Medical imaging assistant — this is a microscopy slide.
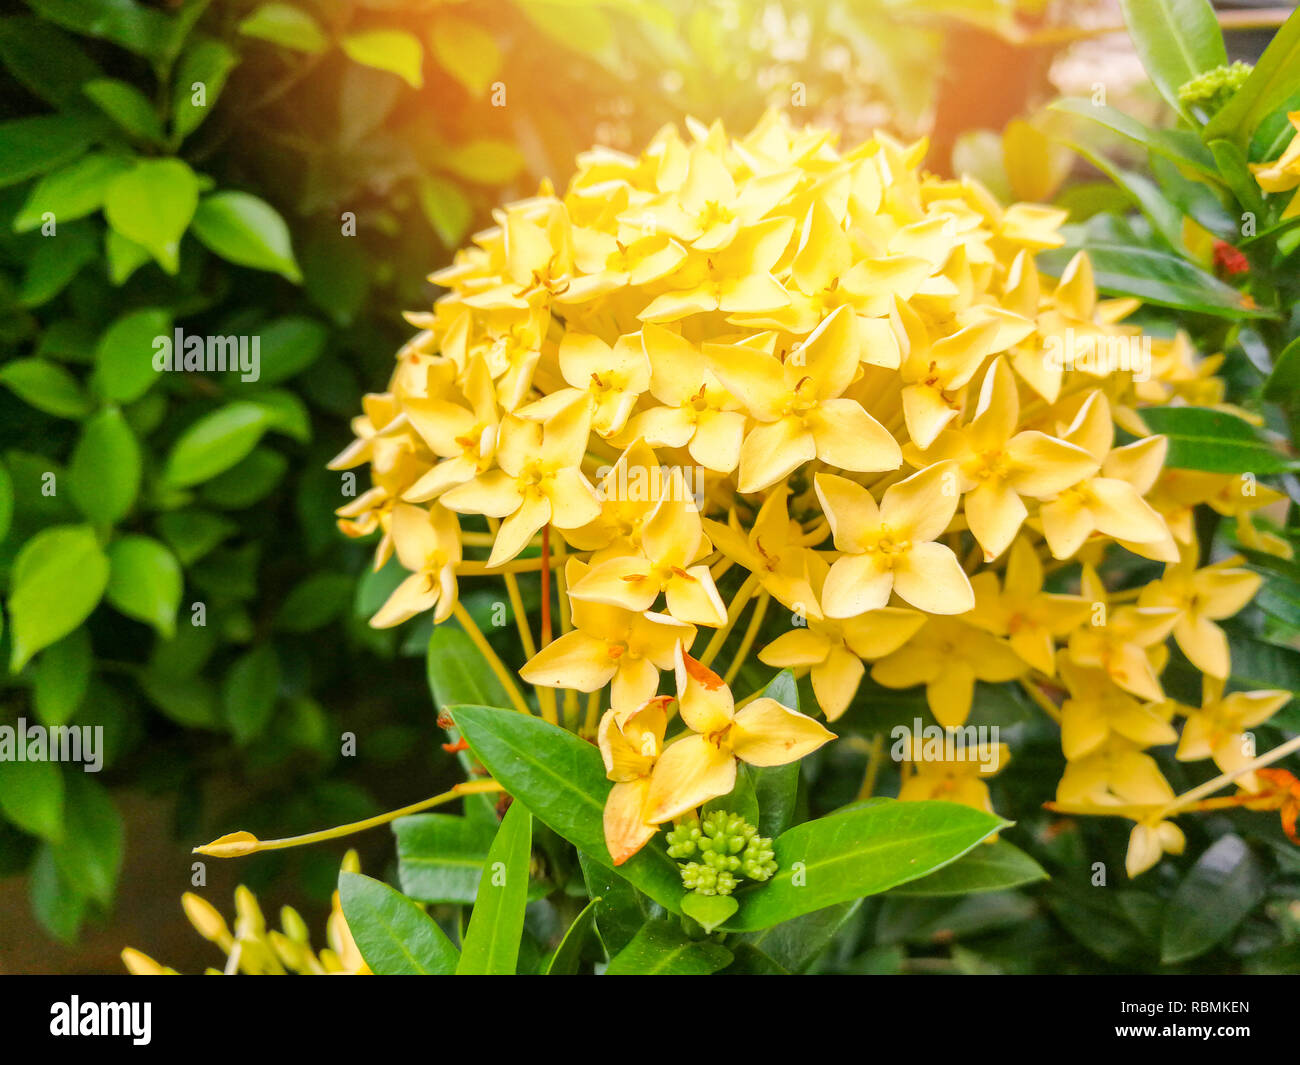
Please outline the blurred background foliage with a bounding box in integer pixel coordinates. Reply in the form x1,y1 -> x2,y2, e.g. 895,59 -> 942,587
0,0 -> 1297,972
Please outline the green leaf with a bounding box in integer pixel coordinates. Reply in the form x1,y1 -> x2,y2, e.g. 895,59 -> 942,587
429,15 -> 501,97
395,813 -> 497,903
14,152 -> 132,233
18,221 -> 99,308
25,0 -> 176,59
103,158 -> 199,274
0,358 -> 94,419
106,535 -> 182,638
545,899 -> 598,974
1264,336 -> 1300,404
417,174 -> 473,247
0,759 -> 64,841
0,458 -> 12,545
83,78 -> 163,142
237,3 -> 328,53
191,191 -> 301,282
274,573 -> 354,632
457,800 -> 532,975
0,114 -> 100,189
889,839 -> 1048,897
105,227 -> 151,285
7,525 -> 109,671
578,851 -> 645,956
91,307 -> 170,404
0,17 -> 102,111
31,629 -> 92,727
605,920 -> 732,975
680,892 -> 738,933
741,900 -> 861,973
1138,406 -> 1297,473
1049,98 -> 1218,177
1161,835 -> 1266,963
49,773 -> 122,906
68,407 -> 141,525
440,139 -> 525,185
172,38 -> 238,140
161,402 -> 274,487
340,29 -> 423,89
1204,8 -> 1300,145
338,871 -> 459,975
722,800 -> 1007,932
1119,0 -> 1226,120
254,315 -> 328,384
1037,243 -> 1269,318
453,704 -> 684,911
222,644 -> 280,743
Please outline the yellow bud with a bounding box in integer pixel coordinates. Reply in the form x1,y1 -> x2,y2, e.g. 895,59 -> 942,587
193,830 -> 260,858
120,948 -> 175,976
182,892 -> 231,946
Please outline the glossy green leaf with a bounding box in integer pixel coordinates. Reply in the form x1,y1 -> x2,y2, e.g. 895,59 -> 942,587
605,920 -> 732,975
191,191 -> 301,282
1264,336 -> 1300,403
222,644 -> 280,743
394,813 -> 497,904
8,525 -> 109,671
68,407 -> 141,525
453,704 -> 683,911
237,3 -> 327,53
106,535 -> 181,638
31,629 -> 92,727
161,402 -> 274,487
0,114 -> 100,188
103,158 -> 199,274
1161,835 -> 1266,963
457,800 -> 531,975
14,152 -> 132,233
338,871 -> 459,975
544,899 -> 598,974
1050,98 -> 1218,177
0,759 -> 64,842
83,78 -> 163,142
681,891 -> 738,933
172,38 -> 238,139
889,839 -> 1047,897
740,900 -> 861,973
722,800 -> 1007,932
1138,406 -> 1298,473
0,17 -> 102,111
0,358 -> 94,419
25,0 -> 176,59
1119,0 -> 1225,120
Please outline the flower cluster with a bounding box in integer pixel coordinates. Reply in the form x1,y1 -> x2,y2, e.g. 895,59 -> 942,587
123,851 -> 368,975
666,810 -> 777,897
333,112 -> 1290,876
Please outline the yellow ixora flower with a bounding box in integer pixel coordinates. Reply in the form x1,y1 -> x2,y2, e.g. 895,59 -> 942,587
897,740 -> 1011,817
643,646 -> 835,824
912,357 -> 1098,561
705,305 -> 902,494
815,462 -> 973,617
598,696 -> 671,865
1250,111 -> 1300,218
1175,675 -> 1290,791
520,558 -> 694,708
370,503 -> 461,628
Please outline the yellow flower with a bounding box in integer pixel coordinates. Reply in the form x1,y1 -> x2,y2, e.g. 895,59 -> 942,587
1056,735 -> 1175,808
1175,675 -> 1290,791
871,615 -> 1027,727
897,740 -> 1010,816
1137,545 -> 1261,679
1066,564 -> 1178,702
1038,392 -> 1171,560
1250,111 -> 1300,217
598,697 -> 671,865
759,556 -> 925,720
1126,820 -> 1187,878
441,396 -> 601,566
1057,657 -> 1177,761
644,647 -> 835,823
815,463 -> 973,616
705,304 -> 902,493
402,355 -> 500,502
520,331 -> 650,439
967,536 -> 1089,675
520,559 -> 694,707
912,357 -> 1099,560
568,468 -> 726,626
370,503 -> 461,628
705,485 -> 822,617
622,323 -> 747,474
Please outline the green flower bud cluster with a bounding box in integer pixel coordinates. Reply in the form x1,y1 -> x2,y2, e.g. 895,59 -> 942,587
665,811 -> 777,897
1178,62 -> 1252,116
